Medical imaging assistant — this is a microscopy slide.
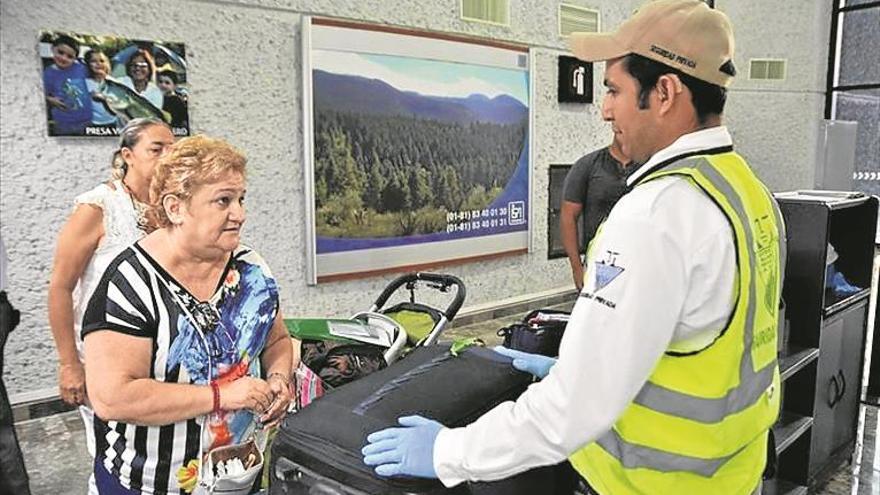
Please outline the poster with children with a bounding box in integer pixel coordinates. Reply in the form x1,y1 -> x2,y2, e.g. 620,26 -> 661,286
39,31 -> 190,137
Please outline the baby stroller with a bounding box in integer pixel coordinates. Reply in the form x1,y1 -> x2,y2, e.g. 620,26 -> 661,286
286,272 -> 466,402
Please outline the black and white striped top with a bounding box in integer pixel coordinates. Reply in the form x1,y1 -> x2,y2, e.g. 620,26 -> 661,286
82,243 -> 278,494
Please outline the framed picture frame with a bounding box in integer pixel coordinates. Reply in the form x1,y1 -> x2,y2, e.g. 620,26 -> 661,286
302,18 -> 533,283
39,30 -> 189,137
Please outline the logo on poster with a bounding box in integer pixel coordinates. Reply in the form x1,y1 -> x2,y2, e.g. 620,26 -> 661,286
508,201 -> 525,225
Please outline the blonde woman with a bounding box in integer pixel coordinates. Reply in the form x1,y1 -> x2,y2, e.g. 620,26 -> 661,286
48,117 -> 174,494
82,135 -> 294,494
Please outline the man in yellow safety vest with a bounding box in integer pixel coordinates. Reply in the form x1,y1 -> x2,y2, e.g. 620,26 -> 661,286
362,2 -> 784,493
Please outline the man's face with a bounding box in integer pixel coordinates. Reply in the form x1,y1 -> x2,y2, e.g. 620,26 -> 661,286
602,58 -> 657,164
52,44 -> 76,70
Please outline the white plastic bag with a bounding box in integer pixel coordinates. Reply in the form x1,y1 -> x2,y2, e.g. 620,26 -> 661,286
196,429 -> 268,495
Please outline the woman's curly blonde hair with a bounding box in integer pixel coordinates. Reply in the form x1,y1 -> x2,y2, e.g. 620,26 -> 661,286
146,135 -> 247,230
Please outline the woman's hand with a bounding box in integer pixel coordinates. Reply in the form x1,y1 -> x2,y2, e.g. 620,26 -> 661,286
218,376 -> 273,414
58,361 -> 87,406
260,373 -> 292,428
257,314 -> 294,428
49,204 -> 104,409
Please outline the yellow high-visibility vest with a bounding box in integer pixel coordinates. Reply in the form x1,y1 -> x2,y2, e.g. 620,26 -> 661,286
570,151 -> 785,495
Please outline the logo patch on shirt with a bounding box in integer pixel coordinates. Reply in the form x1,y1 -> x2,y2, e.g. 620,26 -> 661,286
594,250 -> 624,291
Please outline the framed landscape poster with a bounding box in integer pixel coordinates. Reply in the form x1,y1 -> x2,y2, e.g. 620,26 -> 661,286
303,18 -> 532,283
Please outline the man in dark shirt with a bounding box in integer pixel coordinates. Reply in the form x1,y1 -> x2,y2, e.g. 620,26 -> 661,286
0,234 -> 31,494
560,135 -> 638,289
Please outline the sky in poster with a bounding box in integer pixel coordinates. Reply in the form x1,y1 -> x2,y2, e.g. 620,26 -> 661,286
312,50 -> 528,106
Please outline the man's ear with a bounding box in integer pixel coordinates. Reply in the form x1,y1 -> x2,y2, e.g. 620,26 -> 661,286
163,194 -> 184,225
655,74 -> 684,115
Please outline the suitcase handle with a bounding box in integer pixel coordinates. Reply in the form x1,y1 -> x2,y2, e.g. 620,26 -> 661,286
308,484 -> 346,495
272,458 -> 354,495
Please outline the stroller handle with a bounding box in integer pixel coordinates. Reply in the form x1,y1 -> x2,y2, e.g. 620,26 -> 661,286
373,272 -> 467,320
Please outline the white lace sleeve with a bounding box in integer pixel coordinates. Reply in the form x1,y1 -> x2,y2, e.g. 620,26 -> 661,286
73,183 -> 112,211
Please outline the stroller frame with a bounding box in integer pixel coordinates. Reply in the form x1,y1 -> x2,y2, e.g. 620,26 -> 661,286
287,272 -> 466,400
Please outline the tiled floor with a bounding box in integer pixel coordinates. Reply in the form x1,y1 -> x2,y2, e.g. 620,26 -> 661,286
814,404 -> 880,495
14,299 -> 880,494
16,408 -> 91,494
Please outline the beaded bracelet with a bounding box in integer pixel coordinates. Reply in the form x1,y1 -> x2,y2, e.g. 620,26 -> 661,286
210,380 -> 221,414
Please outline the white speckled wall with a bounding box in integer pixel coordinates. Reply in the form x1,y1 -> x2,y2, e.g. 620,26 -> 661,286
0,0 -> 830,395
720,0 -> 832,190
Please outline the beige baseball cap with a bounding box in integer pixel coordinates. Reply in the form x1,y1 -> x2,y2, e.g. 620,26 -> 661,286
569,0 -> 736,87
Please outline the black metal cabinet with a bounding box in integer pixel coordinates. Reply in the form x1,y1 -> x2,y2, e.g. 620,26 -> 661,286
809,301 -> 869,475
808,316 -> 842,470
765,192 -> 877,494
827,301 -> 869,458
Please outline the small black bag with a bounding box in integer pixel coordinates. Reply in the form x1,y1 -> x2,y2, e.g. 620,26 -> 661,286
300,339 -> 387,389
498,309 -> 570,357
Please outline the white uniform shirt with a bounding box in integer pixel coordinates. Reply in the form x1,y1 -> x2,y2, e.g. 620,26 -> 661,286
434,126 -> 739,486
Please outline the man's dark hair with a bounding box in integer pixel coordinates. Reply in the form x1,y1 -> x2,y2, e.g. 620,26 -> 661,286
622,54 -> 730,124
52,34 -> 80,55
158,70 -> 178,84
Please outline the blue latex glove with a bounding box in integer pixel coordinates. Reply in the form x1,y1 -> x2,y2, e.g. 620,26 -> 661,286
362,415 -> 444,478
493,346 -> 557,379
826,265 -> 861,296
831,270 -> 861,296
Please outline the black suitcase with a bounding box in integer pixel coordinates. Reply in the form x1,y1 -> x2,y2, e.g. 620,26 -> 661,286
269,344 -> 534,495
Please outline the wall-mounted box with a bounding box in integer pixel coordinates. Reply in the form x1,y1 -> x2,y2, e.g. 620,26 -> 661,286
558,55 -> 592,104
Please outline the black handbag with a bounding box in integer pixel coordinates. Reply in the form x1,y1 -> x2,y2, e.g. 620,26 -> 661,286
0,290 -> 22,376
0,291 -> 21,346
497,309 -> 570,357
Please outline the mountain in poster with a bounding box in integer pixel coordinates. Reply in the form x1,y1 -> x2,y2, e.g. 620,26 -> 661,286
313,69 -> 527,125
